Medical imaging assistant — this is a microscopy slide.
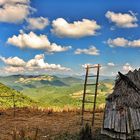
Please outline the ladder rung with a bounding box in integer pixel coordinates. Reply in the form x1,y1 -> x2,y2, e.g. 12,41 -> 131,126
86,84 -> 96,86
85,93 -> 94,95
86,66 -> 100,69
87,75 -> 97,77
84,110 -> 93,113
83,119 -> 91,122
84,100 -> 95,104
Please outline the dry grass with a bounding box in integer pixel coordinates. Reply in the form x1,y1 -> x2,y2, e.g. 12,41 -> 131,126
0,107 -> 106,140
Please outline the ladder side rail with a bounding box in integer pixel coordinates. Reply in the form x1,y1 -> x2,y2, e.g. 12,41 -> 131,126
81,65 -> 89,124
92,64 -> 100,126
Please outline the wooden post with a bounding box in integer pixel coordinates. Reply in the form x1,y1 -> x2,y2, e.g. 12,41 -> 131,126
34,128 -> 39,140
13,94 -> 16,118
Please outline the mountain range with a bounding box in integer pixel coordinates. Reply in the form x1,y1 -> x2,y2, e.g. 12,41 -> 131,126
0,75 -> 83,91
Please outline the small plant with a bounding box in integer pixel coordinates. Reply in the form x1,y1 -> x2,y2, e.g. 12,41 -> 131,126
12,128 -> 39,140
54,132 -> 78,140
54,124 -> 93,140
79,123 -> 93,140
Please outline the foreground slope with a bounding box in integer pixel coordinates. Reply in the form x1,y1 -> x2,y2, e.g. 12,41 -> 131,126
0,82 -> 37,108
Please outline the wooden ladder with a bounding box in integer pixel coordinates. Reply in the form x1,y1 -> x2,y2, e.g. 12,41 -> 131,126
81,64 -> 100,127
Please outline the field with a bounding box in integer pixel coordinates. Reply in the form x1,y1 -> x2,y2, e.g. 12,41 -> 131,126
0,75 -> 115,139
0,108 -> 113,140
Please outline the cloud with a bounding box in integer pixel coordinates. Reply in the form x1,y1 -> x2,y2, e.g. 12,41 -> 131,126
7,31 -> 71,53
75,46 -> 100,55
0,0 -> 29,5
26,17 -> 49,30
81,63 -> 91,68
0,0 -> 32,23
107,37 -> 129,47
122,63 -> 133,72
107,37 -> 140,48
81,63 -> 103,76
0,54 -> 71,74
26,54 -> 70,71
107,62 -> 115,66
128,40 -> 140,47
0,56 -> 26,67
4,66 -> 25,73
51,18 -> 101,38
105,11 -> 138,28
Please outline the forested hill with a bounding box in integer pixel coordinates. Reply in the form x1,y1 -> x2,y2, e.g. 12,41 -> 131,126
0,82 -> 37,108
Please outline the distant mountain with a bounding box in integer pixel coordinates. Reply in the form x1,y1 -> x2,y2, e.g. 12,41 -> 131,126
0,74 -> 114,92
59,76 -> 83,85
0,82 -> 36,108
0,75 -> 83,91
101,78 -> 115,83
99,75 -> 115,81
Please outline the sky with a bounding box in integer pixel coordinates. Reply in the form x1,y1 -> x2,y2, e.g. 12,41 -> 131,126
0,0 -> 140,76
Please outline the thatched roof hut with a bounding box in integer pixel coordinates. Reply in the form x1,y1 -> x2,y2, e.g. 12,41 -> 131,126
102,69 -> 140,140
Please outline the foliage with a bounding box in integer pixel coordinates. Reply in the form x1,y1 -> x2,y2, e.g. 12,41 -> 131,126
0,75 -> 114,109
0,83 -> 37,108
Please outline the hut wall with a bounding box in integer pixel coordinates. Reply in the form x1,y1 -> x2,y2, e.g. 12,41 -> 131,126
102,106 -> 140,139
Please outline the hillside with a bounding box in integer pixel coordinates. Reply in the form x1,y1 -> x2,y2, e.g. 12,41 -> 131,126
0,82 -> 37,108
0,75 -> 114,109
0,75 -> 83,91
22,81 -> 114,109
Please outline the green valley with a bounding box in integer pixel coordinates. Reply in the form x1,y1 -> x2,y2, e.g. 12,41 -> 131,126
0,75 -> 114,109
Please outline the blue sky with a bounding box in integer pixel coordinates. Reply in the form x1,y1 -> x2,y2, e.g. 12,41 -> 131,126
0,0 -> 140,76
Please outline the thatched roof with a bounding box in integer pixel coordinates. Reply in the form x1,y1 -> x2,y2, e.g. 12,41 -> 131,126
107,69 -> 140,108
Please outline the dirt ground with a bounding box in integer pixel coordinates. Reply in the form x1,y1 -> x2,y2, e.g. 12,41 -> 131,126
0,108 -> 109,140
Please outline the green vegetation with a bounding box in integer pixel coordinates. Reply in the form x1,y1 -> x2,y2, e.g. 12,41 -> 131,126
22,82 -> 113,109
0,75 -> 114,109
0,82 -> 37,108
22,84 -> 83,108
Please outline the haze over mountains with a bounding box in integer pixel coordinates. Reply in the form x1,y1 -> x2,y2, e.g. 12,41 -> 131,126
0,74 -> 114,91
0,74 -> 115,108
0,75 -> 83,91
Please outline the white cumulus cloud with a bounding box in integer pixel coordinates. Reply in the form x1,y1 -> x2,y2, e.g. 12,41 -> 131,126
26,54 -> 70,71
0,56 -> 26,67
0,54 -> 71,74
7,31 -> 71,53
26,17 -> 49,30
128,39 -> 140,47
107,62 -> 115,66
51,18 -> 101,38
75,46 -> 100,55
123,63 -> 133,72
106,11 -> 138,28
4,66 -> 25,73
0,0 -> 32,23
0,0 -> 29,5
107,37 -> 129,47
107,37 -> 140,48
